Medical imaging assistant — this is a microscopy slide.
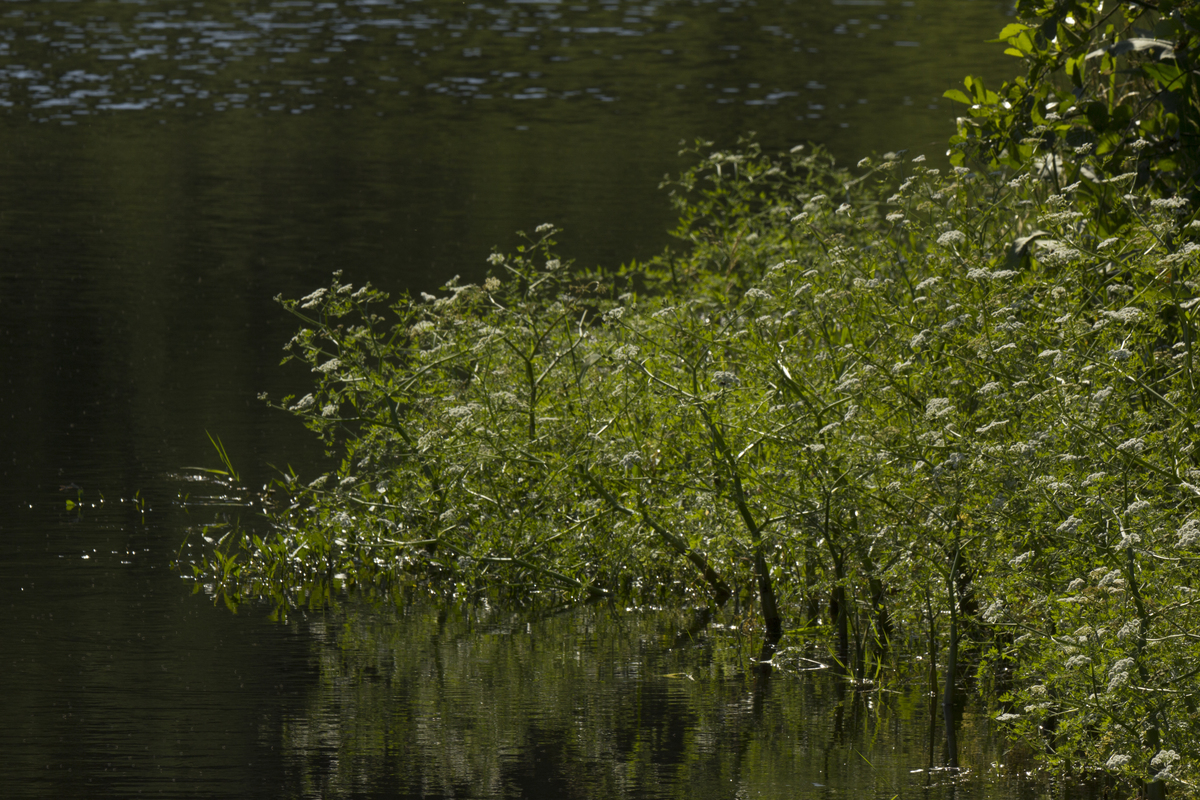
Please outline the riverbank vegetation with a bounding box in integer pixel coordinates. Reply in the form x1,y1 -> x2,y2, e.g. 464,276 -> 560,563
189,0 -> 1200,794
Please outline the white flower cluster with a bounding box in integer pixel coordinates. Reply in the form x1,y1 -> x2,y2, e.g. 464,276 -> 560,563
1117,619 -> 1141,639
1117,437 -> 1145,453
1037,240 -> 1082,267
1106,754 -> 1132,770
290,393 -> 315,411
1177,518 -> 1200,547
1102,307 -> 1143,324
936,230 -> 966,247
1056,515 -> 1082,534
613,344 -> 641,362
925,397 -> 954,419
1107,657 -> 1136,693
300,288 -> 327,309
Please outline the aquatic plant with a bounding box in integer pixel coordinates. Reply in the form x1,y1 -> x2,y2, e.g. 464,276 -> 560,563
186,0 -> 1200,791
187,136 -> 1200,793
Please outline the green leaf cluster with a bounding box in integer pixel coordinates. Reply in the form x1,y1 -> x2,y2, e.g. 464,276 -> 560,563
946,0 -> 1200,235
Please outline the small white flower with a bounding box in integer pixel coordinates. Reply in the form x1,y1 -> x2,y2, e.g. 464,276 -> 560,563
712,371 -> 739,389
1010,551 -> 1035,567
937,230 -> 967,247
925,397 -> 954,419
1106,754 -> 1132,770
1057,516 -> 1082,534
1178,518 -> 1200,546
1152,750 -> 1180,769
886,212 -> 905,223
316,358 -> 342,373
299,288 -> 327,308
1117,531 -> 1142,548
1104,307 -> 1142,324
613,344 -> 640,362
290,394 -> 316,411
744,287 -> 772,300
1099,569 -> 1126,590
1117,619 -> 1141,639
1117,437 -> 1145,453
535,222 -> 555,233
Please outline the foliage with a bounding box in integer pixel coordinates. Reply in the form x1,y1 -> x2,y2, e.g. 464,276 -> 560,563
946,0 -> 1200,234
183,129 -> 1200,793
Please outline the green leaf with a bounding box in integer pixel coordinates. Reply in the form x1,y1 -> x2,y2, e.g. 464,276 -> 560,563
989,22 -> 1031,42
1142,61 -> 1184,87
943,89 -> 972,105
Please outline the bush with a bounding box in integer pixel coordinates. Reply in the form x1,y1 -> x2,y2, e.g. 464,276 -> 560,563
187,2 -> 1200,788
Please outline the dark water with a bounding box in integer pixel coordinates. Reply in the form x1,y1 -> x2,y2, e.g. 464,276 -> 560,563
1,0 -> 1028,795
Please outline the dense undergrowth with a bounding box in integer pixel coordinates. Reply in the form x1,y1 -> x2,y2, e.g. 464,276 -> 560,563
185,0 -> 1200,794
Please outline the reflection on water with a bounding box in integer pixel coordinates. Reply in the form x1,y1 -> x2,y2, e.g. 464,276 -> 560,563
285,603 -> 1032,799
